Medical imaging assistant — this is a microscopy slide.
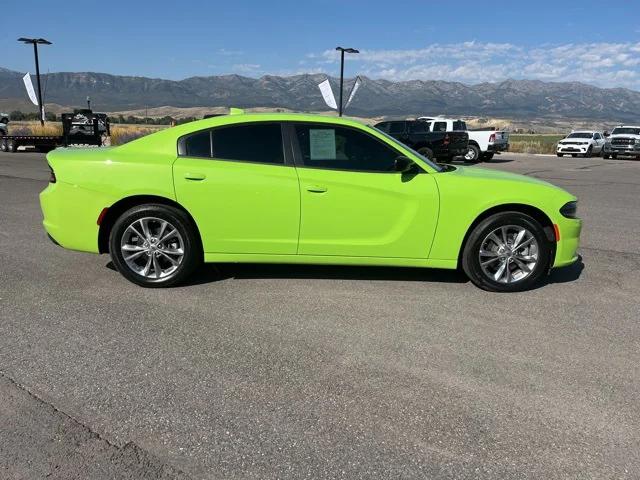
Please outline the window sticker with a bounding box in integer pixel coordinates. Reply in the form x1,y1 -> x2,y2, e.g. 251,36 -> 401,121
309,129 -> 336,160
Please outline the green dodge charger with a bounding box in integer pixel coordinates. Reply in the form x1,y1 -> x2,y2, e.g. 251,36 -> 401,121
40,112 -> 581,292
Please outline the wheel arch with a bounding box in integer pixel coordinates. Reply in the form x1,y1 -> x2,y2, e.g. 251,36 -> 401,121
468,140 -> 480,148
98,194 -> 202,254
457,203 -> 556,267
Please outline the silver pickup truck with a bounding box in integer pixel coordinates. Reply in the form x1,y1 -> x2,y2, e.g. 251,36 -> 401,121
0,113 -> 8,136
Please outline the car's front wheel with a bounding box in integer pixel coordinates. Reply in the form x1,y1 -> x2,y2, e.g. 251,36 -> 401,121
109,204 -> 202,287
462,212 -> 552,292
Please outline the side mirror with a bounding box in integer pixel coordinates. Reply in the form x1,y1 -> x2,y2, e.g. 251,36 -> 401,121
394,156 -> 417,173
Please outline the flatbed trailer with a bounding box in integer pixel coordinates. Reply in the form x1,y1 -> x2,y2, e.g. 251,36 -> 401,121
0,113 -> 109,153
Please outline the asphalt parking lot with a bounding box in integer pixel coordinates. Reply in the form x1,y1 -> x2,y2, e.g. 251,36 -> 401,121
0,150 -> 639,479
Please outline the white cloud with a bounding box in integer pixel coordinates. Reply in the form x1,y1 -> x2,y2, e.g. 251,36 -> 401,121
307,42 -> 640,90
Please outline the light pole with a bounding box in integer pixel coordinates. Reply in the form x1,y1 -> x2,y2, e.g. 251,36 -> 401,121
18,37 -> 52,126
335,46 -> 359,116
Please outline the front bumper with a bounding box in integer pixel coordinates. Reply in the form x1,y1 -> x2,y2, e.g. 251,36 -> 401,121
604,144 -> 640,155
553,217 -> 582,268
557,144 -> 590,154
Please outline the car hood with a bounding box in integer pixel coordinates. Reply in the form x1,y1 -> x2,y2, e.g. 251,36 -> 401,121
441,165 -> 555,187
608,134 -> 640,140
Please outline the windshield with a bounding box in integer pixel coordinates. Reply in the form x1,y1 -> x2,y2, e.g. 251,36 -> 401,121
611,127 -> 640,136
371,126 -> 444,172
566,133 -> 593,139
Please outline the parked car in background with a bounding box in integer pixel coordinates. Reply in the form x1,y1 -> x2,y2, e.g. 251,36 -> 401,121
418,117 -> 509,163
40,112 -> 581,292
374,119 -> 468,162
0,113 -> 8,136
556,131 -> 605,158
602,126 -> 640,159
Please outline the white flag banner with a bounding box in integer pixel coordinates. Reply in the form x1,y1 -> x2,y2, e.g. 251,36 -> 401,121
23,73 -> 39,106
318,79 -> 337,110
345,76 -> 362,108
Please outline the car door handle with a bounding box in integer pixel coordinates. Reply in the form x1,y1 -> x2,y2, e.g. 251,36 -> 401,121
184,172 -> 206,181
306,185 -> 327,193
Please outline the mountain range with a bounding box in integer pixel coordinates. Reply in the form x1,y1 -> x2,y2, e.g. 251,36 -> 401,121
1,67 -> 640,121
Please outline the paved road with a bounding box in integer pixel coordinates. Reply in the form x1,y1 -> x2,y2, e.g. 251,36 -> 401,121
0,151 -> 639,479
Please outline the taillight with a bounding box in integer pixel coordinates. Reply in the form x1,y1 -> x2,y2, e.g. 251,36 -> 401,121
48,164 -> 56,183
443,134 -> 450,146
489,133 -> 496,143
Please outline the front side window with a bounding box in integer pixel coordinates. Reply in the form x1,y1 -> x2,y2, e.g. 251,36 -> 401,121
452,121 -> 467,131
433,122 -> 448,132
294,124 -> 401,172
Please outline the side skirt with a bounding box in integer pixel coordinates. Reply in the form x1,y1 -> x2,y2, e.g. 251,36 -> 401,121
203,252 -> 458,270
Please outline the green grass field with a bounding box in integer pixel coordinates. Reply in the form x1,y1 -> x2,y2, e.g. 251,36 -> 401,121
509,134 -> 564,155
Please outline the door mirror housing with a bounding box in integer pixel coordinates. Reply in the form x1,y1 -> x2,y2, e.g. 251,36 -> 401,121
394,156 -> 418,173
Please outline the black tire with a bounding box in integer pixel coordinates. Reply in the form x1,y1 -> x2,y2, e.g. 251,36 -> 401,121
464,144 -> 481,163
612,153 -> 618,159
584,146 -> 592,158
482,153 -> 494,161
109,204 -> 202,288
602,152 -> 610,159
556,153 -> 564,157
571,154 -> 577,157
7,139 -> 17,153
0,139 -> 7,152
417,147 -> 434,161
461,212 -> 552,292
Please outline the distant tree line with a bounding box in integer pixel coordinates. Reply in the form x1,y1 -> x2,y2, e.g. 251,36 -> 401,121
6,110 -> 195,126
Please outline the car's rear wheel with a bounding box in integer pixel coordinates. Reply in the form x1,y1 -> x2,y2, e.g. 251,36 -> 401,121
109,204 -> 202,287
464,144 -> 481,163
462,212 -> 552,292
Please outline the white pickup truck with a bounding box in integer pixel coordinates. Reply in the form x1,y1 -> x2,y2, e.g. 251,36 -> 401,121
0,113 -> 8,136
417,117 -> 509,162
602,126 -> 640,159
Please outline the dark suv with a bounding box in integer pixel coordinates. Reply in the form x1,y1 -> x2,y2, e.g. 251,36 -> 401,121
375,120 -> 468,162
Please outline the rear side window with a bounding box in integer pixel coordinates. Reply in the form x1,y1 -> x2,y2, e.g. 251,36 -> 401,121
433,122 -> 447,132
294,124 -> 400,172
184,131 -> 211,157
410,122 -> 427,133
388,122 -> 406,134
180,123 -> 284,164
452,121 -> 467,131
212,124 -> 284,164
375,122 -> 390,133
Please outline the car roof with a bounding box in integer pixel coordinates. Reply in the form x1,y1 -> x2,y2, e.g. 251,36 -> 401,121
176,112 -> 369,132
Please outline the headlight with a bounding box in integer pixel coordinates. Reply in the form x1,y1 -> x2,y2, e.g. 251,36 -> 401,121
560,201 -> 578,219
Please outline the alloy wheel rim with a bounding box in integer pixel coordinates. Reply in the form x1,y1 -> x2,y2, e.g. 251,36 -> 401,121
465,148 -> 477,160
478,225 -> 539,284
120,217 -> 184,279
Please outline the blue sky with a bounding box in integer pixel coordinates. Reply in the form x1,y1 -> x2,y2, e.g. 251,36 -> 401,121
4,0 -> 640,89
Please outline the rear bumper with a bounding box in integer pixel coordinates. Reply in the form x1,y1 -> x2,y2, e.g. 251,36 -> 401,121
487,143 -> 509,153
40,181 -> 108,253
553,217 -> 582,268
